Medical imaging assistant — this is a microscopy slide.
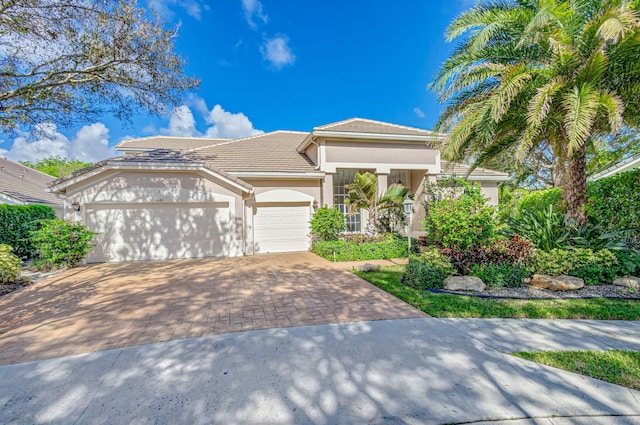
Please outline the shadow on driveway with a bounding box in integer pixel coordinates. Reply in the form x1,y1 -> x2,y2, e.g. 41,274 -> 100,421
0,253 -> 425,365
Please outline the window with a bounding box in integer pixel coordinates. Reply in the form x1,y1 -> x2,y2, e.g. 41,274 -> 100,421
389,169 -> 410,188
333,169 -> 363,232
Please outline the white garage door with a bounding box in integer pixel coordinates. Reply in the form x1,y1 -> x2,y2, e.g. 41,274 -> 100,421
253,202 -> 311,253
85,202 -> 231,262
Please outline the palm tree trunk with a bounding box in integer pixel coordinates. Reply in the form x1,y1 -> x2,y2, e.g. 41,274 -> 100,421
564,144 -> 588,225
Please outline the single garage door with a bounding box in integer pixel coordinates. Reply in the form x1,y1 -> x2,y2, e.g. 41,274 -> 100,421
85,202 -> 231,262
253,202 -> 311,253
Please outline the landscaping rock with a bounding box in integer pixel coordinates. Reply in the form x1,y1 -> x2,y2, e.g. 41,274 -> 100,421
355,263 -> 381,272
613,276 -> 639,290
530,274 -> 585,291
444,276 -> 486,292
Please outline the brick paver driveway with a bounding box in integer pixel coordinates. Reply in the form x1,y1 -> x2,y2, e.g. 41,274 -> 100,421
0,253 -> 425,365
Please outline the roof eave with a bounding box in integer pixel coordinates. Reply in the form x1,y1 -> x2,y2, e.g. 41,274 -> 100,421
48,161 -> 253,194
438,173 -> 510,182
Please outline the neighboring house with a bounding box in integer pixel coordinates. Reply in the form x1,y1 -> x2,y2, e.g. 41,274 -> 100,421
588,152 -> 640,181
0,157 -> 63,215
48,118 -> 509,263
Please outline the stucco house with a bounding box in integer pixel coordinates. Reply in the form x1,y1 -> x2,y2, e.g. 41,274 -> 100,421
48,118 -> 508,263
0,157 -> 63,215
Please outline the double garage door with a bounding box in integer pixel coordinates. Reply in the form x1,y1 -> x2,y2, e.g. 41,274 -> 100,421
85,202 -> 231,263
84,201 -> 311,262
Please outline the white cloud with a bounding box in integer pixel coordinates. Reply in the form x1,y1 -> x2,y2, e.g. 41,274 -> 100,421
242,0 -> 268,29
158,100 -> 263,139
0,123 -> 117,163
161,105 -> 200,137
413,107 -> 426,118
149,0 -> 204,20
261,36 -> 296,69
204,105 -> 263,139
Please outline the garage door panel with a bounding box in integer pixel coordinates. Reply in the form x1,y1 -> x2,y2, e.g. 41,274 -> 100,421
253,203 -> 310,254
85,202 -> 231,262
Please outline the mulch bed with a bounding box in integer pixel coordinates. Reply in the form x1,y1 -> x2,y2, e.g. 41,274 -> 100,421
429,284 -> 640,300
0,268 -> 65,298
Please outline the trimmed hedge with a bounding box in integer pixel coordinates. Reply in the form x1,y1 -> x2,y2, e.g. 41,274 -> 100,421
0,204 -> 56,258
30,219 -> 96,267
587,168 -> 640,250
312,234 -> 417,261
527,248 -> 627,285
517,188 -> 564,216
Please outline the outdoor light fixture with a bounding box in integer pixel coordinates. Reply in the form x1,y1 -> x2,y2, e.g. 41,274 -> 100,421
402,198 -> 413,215
313,200 -> 319,211
402,199 -> 413,255
71,201 -> 81,212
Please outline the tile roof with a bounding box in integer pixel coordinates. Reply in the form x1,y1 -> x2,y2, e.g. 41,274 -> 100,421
116,136 -> 229,151
186,131 -> 316,173
50,149 -> 253,191
440,161 -> 509,178
314,118 -> 437,137
0,157 -> 62,206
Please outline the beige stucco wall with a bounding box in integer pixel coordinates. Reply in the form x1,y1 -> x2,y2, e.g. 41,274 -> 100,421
62,169 -> 247,260
243,178 -> 322,201
479,181 -> 500,205
324,141 -> 438,166
305,143 -> 318,166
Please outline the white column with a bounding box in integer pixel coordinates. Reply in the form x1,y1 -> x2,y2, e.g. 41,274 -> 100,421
376,173 -> 388,198
322,173 -> 334,207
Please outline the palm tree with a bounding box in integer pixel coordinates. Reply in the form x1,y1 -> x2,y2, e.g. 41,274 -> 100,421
345,172 -> 409,235
430,0 -> 640,223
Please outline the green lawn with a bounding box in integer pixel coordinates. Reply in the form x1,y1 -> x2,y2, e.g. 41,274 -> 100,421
513,351 -> 640,390
354,265 -> 640,320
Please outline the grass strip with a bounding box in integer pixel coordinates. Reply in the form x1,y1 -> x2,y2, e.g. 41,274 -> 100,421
513,351 -> 640,390
354,265 -> 640,320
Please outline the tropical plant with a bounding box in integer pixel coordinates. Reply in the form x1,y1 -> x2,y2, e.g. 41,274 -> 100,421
345,172 -> 409,235
507,204 -> 571,252
430,0 -> 640,224
310,207 -> 347,240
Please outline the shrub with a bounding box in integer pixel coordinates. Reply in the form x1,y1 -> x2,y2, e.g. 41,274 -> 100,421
507,205 -> 570,252
587,168 -> 640,251
442,236 -> 535,275
0,244 -> 21,284
310,207 -> 346,240
311,233 -> 417,261
517,188 -> 564,216
403,247 -> 455,289
527,248 -> 620,285
423,182 -> 497,250
30,219 -> 96,267
469,263 -> 530,288
0,204 -> 56,258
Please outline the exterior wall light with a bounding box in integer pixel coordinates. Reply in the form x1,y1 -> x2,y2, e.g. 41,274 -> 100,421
71,201 -> 81,212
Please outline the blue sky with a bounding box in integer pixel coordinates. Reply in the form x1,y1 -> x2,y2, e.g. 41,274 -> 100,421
0,1 -> 475,163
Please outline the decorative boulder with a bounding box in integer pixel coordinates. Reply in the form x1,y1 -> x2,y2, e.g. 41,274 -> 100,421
444,276 -> 486,292
613,276 -> 639,290
355,263 -> 381,272
530,274 -> 585,291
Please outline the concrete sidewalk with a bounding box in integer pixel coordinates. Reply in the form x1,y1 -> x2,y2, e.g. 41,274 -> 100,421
0,318 -> 638,425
